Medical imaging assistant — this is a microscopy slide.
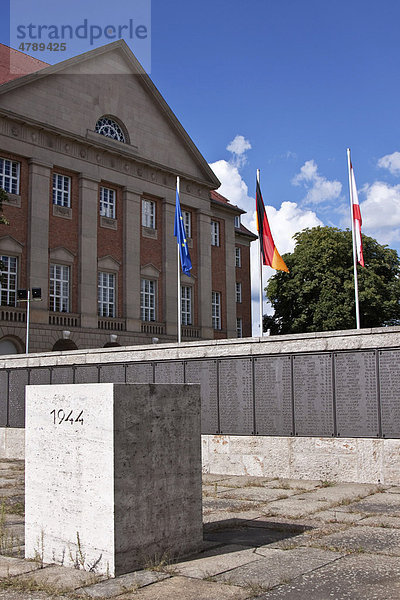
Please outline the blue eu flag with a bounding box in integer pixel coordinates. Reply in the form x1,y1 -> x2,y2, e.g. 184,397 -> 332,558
174,188 -> 192,276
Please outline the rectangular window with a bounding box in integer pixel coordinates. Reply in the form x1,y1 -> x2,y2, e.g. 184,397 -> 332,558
0,255 -> 17,306
100,186 -> 116,219
0,158 -> 20,194
234,215 -> 241,228
141,278 -> 156,321
50,264 -> 70,312
181,285 -> 192,325
142,199 -> 155,229
212,291 -> 221,330
211,220 -> 220,246
183,210 -> 191,238
53,174 -> 71,207
236,282 -> 242,303
98,272 -> 116,317
236,318 -> 243,338
235,247 -> 241,267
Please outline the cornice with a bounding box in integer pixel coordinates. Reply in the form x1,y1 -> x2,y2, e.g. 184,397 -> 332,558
0,110 -> 214,201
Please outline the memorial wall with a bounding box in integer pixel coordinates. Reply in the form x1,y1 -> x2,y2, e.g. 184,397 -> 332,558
1,329 -> 400,439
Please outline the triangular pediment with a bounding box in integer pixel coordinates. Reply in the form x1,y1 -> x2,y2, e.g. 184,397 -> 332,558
49,247 -> 75,263
0,235 -> 23,254
141,263 -> 160,279
0,41 -> 219,188
98,255 -> 121,271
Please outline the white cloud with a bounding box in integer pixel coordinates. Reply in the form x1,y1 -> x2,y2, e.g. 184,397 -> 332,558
209,159 -> 253,214
377,151 -> 400,176
226,134 -> 252,167
292,159 -> 342,205
360,181 -> 400,245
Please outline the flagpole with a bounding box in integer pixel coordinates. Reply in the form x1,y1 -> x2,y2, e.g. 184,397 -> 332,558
257,169 -> 263,336
347,148 -> 361,330
177,176 -> 182,343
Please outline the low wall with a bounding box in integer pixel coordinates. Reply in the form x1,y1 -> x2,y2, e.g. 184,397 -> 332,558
2,327 -> 400,483
202,435 -> 400,485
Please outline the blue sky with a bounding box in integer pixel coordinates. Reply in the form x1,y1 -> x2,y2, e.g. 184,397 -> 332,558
2,0 -> 400,333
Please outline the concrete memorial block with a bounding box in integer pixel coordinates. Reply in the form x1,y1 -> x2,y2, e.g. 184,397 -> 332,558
25,383 -> 202,577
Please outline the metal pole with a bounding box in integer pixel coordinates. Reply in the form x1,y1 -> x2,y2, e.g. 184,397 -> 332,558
177,177 -> 182,344
257,169 -> 263,336
347,148 -> 361,329
26,289 -> 30,353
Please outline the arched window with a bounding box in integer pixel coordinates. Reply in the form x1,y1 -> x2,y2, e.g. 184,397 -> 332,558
95,116 -> 127,143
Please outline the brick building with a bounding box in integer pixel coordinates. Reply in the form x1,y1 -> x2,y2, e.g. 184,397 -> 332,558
0,41 -> 255,354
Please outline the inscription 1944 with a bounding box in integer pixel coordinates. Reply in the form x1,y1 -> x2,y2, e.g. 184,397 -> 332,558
50,409 -> 84,426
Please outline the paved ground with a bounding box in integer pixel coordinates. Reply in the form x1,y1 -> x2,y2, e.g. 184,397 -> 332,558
1,459 -> 400,599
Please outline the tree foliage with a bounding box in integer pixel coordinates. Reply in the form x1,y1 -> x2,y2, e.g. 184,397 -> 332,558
264,226 -> 400,334
0,187 -> 9,225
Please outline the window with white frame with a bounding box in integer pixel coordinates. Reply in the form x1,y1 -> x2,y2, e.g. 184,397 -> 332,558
183,211 -> 191,238
142,199 -> 156,229
235,247 -> 241,267
50,264 -> 70,312
0,158 -> 20,194
98,271 -> 116,317
141,278 -> 156,321
95,116 -> 126,143
100,186 -> 116,219
181,285 -> 192,325
236,282 -> 242,303
212,291 -> 221,330
52,174 -> 71,207
234,215 -> 241,228
211,220 -> 220,246
0,255 -> 17,306
236,318 -> 243,338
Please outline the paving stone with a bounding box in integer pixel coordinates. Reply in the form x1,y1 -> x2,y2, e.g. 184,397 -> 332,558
218,487 -> 298,502
265,479 -> 322,491
202,474 -> 232,484
263,484 -> 378,519
214,547 -> 342,589
311,509 -> 366,524
203,497 -> 262,512
361,515 -> 400,528
77,570 -> 170,598
116,575 -> 249,599
172,544 -> 258,578
0,556 -> 41,577
204,523 -> 304,547
0,591 -> 70,600
202,485 -> 234,495
311,525 -> 400,555
14,564 -> 102,592
342,492 -> 400,515
386,487 -> 400,494
203,510 -> 264,524
255,553 -> 400,599
216,476 -> 274,488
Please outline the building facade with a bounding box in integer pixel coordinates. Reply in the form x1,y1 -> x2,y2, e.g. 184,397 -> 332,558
0,41 -> 255,354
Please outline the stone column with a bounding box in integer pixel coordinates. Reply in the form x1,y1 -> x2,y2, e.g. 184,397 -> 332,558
163,196 -> 178,337
123,187 -> 141,332
27,160 -> 51,324
225,215 -> 237,339
197,210 -> 213,339
79,175 -> 98,329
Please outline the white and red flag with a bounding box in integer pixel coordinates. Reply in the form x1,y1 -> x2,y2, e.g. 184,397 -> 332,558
349,160 -> 364,267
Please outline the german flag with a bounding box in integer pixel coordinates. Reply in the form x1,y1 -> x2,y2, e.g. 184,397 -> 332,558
256,179 -> 289,272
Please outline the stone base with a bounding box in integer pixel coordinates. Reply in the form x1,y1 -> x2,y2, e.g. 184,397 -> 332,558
202,435 -> 400,485
25,383 -> 202,577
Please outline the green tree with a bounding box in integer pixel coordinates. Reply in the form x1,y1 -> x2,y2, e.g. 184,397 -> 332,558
0,188 -> 9,225
264,226 -> 400,334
